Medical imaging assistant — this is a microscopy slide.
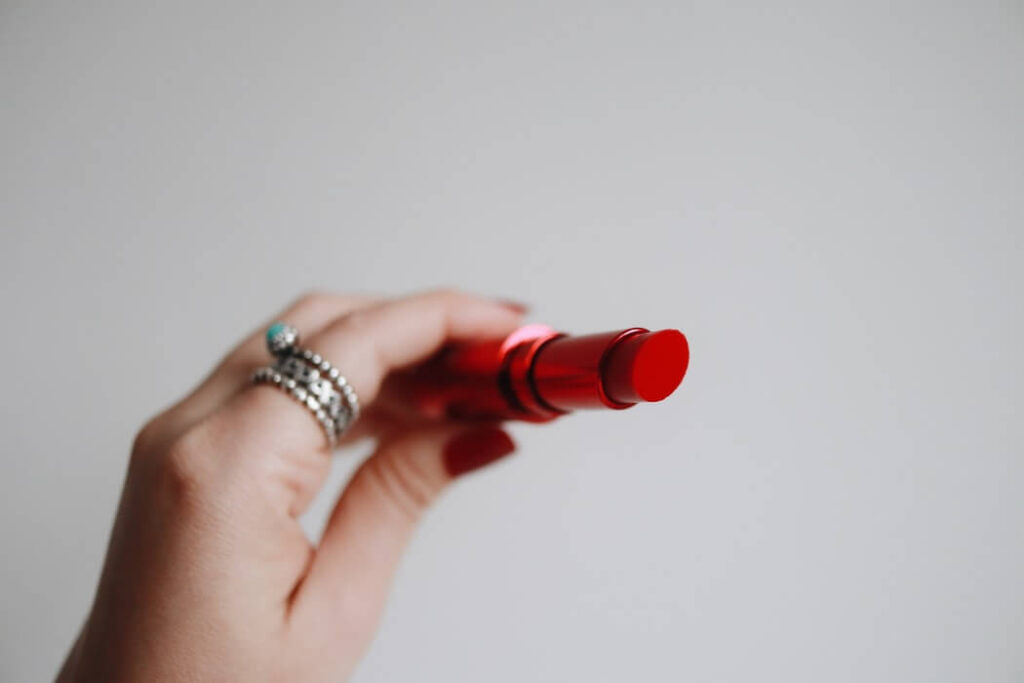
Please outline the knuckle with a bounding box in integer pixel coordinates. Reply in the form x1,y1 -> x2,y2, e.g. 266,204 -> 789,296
329,310 -> 380,363
335,307 -> 373,334
157,427 -> 215,508
362,448 -> 440,522
422,286 -> 463,304
130,407 -> 180,460
291,290 -> 333,315
131,417 -> 164,458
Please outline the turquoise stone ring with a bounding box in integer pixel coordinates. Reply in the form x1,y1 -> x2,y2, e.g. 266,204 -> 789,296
265,322 -> 299,357
253,321 -> 361,448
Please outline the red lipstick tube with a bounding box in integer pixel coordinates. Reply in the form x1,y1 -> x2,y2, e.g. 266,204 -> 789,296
408,325 -> 690,422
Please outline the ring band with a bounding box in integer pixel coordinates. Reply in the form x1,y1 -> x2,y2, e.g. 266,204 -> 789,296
290,348 -> 361,426
252,322 -> 361,447
276,356 -> 353,428
252,366 -> 339,446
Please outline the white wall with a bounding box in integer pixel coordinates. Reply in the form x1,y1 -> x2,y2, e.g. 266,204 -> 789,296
2,1 -> 1021,680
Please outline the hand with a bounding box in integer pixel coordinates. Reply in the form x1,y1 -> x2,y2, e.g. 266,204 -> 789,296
58,290 -> 524,682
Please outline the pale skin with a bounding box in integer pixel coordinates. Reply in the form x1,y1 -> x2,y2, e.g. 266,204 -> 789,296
58,289 -> 525,682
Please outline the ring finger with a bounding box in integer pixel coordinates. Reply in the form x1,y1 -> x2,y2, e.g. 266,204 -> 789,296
137,291 -> 380,453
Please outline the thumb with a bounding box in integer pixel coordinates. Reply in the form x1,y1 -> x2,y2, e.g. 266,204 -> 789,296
291,424 -> 516,661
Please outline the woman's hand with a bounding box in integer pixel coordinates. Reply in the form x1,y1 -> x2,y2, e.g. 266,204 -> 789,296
58,290 -> 524,682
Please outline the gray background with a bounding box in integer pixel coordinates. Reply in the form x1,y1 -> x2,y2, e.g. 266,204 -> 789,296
2,1 -> 1022,681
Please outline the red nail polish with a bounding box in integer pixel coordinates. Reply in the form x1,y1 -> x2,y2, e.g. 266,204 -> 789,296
444,428 -> 516,477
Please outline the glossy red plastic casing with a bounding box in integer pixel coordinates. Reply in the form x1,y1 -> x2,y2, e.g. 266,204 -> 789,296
409,325 -> 689,422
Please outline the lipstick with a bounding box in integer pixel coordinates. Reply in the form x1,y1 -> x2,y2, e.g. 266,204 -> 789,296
407,325 -> 690,422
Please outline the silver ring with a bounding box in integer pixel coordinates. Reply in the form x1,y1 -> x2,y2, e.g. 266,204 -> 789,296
290,348 -> 361,426
251,366 -> 339,446
253,322 -> 361,446
275,356 -> 354,429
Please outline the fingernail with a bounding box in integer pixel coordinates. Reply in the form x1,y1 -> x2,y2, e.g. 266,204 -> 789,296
496,299 -> 529,314
444,427 -> 516,477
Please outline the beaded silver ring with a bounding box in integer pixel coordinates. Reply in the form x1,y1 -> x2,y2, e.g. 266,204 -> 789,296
251,366 -> 339,446
252,322 -> 361,447
290,347 -> 361,428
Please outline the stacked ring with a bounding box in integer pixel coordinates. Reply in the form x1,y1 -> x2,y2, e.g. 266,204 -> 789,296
251,366 -> 340,446
276,356 -> 352,428
290,348 -> 361,426
251,322 -> 361,447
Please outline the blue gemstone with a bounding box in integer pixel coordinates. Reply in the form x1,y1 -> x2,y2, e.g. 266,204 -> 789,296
266,322 -> 287,342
